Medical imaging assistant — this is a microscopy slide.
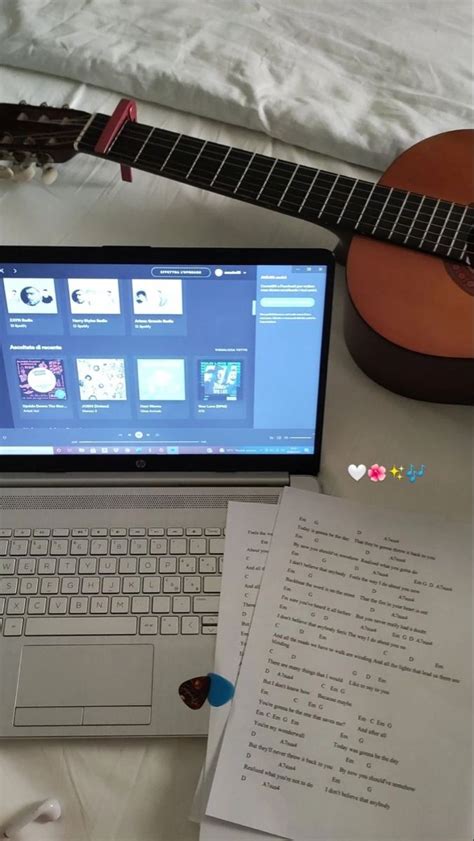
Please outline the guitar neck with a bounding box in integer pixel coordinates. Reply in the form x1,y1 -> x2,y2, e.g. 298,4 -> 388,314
77,114 -> 471,264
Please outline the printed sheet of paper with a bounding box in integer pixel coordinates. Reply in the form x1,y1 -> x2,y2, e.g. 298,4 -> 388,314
192,501 -> 283,841
206,487 -> 472,841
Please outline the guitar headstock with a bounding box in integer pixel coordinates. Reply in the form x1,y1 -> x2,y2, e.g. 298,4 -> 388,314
0,101 -> 92,183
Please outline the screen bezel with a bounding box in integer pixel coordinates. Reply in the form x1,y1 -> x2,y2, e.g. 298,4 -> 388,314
0,246 -> 334,475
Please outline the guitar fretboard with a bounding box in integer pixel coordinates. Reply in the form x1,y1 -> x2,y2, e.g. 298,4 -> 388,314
77,114 -> 473,264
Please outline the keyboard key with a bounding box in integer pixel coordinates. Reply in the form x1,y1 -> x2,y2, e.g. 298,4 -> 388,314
90,596 -> 109,614
170,538 -> 187,554
172,596 -> 191,613
163,576 -> 181,594
139,557 -> 157,574
14,529 -> 31,537
0,579 -> 17,595
4,617 -> 23,636
183,576 -> 201,593
30,539 -> 49,556
70,597 -> 88,614
179,557 -> 196,574
38,558 -> 56,575
150,538 -> 167,555
143,576 -> 161,594
152,596 -> 170,613
186,528 -> 202,536
40,578 -> 59,595
159,557 -> 177,574
99,558 -> 117,575
199,557 -> 217,574
20,578 -> 39,595
0,530 -> 12,538
91,529 -> 108,537
82,577 -> 100,595
61,577 -> 80,594
111,596 -> 130,614
0,559 -> 15,575
52,529 -> 70,537
0,597 -> 4,613
181,616 -> 199,635
11,539 -> 29,556
71,539 -> 89,555
201,615 -> 218,627
111,528 -> 127,536
161,616 -> 179,635
131,596 -> 150,614
129,528 -> 146,537
204,528 -> 221,536
209,538 -> 225,554
202,625 -> 217,635
0,541 -> 8,556
130,538 -> 148,555
167,527 -> 184,536
79,558 -> 97,575
203,576 -> 222,593
25,617 -> 137,636
119,557 -> 137,575
122,576 -> 140,594
33,528 -> 50,537
218,557 -> 224,574
140,617 -> 158,634
72,529 -> 89,537
7,597 -> 26,615
190,538 -> 206,555
49,597 -> 68,615
193,596 -> 219,613
111,538 -> 128,555
148,528 -> 165,536
28,597 -> 47,615
51,539 -> 69,555
58,558 -> 77,575
90,539 -> 109,555
17,558 -> 36,575
102,578 -> 120,594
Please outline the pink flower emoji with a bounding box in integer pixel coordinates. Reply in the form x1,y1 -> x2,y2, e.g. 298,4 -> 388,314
368,463 -> 386,482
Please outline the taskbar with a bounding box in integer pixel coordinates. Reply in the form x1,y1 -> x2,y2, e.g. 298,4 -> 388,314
52,445 -> 314,455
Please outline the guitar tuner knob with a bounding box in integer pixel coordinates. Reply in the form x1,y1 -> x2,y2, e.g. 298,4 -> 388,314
40,101 -> 48,107
19,99 -> 27,105
38,115 -> 50,123
13,162 -> 37,182
41,164 -> 58,185
0,165 -> 14,180
63,103 -> 70,108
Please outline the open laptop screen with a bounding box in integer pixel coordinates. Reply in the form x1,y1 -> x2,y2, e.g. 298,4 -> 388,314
0,248 -> 333,472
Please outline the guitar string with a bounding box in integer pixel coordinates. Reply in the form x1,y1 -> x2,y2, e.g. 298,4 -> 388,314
4,123 -> 472,247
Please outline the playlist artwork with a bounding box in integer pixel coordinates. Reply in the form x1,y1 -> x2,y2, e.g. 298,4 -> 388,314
3,278 -> 58,314
76,359 -> 127,401
68,279 -> 121,314
16,359 -> 67,400
199,361 -> 242,401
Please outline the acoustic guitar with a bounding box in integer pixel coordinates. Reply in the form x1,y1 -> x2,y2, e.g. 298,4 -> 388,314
0,101 -> 472,404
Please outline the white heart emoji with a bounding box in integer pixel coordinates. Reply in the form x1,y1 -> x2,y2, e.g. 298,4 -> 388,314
348,464 -> 367,481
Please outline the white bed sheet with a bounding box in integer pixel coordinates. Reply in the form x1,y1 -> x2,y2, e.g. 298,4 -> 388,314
1,0 -> 473,170
0,67 -> 472,841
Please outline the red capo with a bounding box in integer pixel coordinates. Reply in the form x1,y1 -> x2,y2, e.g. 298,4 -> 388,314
94,98 -> 137,182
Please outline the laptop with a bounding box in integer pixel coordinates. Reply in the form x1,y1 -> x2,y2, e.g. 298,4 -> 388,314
0,246 -> 334,738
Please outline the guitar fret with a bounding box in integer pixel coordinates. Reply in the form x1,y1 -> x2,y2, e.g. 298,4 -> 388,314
371,188 -> 393,234
447,206 -> 468,256
132,126 -> 155,164
318,175 -> 339,217
159,134 -> 184,172
297,170 -> 321,213
458,242 -> 468,262
233,153 -> 256,194
74,112 -> 98,151
336,180 -> 357,224
387,192 -> 409,240
418,199 -> 440,248
403,196 -> 425,244
210,147 -> 232,187
276,164 -> 299,207
185,140 -> 207,180
256,158 -> 278,201
354,182 -> 376,229
432,203 -> 455,252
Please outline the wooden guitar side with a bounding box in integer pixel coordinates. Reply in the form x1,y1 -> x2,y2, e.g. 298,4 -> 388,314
344,130 -> 474,403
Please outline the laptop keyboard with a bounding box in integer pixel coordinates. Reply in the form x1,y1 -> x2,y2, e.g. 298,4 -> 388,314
0,526 -> 224,638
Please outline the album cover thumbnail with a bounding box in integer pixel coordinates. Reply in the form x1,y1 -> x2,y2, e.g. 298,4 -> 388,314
76,358 -> 127,401
16,359 -> 67,400
68,278 -> 121,314
137,359 -> 186,401
199,361 -> 242,401
4,278 -> 58,314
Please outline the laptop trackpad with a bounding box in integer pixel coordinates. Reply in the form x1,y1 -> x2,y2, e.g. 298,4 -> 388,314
16,644 -> 153,708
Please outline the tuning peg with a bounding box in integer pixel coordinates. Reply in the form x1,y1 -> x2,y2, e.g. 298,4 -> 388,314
41,164 -> 58,185
0,165 -> 14,180
19,99 -> 27,105
40,101 -> 48,107
13,162 -> 37,182
63,103 -> 70,108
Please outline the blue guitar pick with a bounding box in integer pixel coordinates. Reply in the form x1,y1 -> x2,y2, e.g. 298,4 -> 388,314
208,672 -> 235,707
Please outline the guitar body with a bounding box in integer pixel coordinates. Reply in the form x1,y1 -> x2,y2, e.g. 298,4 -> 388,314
345,130 -> 474,404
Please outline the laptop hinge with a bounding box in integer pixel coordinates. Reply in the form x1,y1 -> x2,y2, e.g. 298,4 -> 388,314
0,472 -> 290,488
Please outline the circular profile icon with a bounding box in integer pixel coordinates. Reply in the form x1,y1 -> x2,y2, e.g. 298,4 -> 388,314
27,366 -> 57,394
